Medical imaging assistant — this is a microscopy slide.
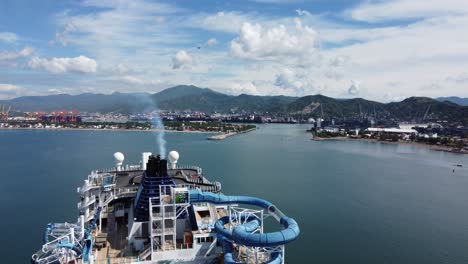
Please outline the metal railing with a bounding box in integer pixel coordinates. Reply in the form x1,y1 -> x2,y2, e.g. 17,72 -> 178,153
77,196 -> 96,209
178,183 -> 221,193
115,186 -> 139,197
139,245 -> 152,260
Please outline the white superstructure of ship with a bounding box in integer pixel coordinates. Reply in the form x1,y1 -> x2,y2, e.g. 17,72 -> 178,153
32,151 -> 299,264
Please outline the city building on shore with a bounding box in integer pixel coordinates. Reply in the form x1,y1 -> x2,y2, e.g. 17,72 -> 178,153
366,127 -> 418,134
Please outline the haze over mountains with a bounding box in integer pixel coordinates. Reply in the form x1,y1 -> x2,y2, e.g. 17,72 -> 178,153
436,97 -> 468,106
1,85 -> 467,124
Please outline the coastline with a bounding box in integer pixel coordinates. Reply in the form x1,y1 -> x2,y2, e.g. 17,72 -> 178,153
207,127 -> 257,140
312,136 -> 468,154
0,127 -> 219,134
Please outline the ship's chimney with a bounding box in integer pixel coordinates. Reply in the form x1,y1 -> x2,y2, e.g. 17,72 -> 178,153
145,155 -> 168,177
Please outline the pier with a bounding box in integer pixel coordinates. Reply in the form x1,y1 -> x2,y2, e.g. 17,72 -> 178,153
207,127 -> 257,140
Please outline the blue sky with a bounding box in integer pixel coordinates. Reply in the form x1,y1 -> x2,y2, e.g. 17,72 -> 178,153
1,0 -> 468,102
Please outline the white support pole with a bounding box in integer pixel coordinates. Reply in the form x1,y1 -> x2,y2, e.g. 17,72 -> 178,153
99,193 -> 103,232
80,215 -> 85,239
282,245 -> 285,264
70,227 -> 75,244
261,210 -> 264,234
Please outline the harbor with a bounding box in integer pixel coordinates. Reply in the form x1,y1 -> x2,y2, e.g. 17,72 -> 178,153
2,125 -> 468,263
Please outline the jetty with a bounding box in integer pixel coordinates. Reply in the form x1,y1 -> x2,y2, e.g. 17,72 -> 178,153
207,127 -> 257,140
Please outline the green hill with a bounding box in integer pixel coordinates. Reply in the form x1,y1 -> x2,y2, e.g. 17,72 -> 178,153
1,85 -> 467,124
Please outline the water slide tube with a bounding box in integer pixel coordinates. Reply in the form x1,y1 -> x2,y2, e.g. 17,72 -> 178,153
57,239 -> 83,256
82,207 -> 102,262
189,190 -> 299,263
35,221 -> 86,263
43,223 -> 54,244
216,216 -> 282,264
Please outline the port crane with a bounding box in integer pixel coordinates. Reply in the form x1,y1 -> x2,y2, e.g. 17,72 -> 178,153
0,104 -> 11,121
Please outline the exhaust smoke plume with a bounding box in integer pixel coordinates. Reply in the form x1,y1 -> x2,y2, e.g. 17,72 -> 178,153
136,93 -> 167,158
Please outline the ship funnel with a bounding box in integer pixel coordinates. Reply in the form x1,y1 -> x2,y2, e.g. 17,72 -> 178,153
145,155 -> 168,177
168,150 -> 179,169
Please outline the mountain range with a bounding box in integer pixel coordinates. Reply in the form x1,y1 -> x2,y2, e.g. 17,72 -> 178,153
437,96 -> 468,106
1,85 -> 467,124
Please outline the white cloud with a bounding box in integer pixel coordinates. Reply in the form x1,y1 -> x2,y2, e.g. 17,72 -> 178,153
0,32 -> 18,43
27,55 -> 97,74
347,80 -> 360,96
115,63 -> 136,75
0,47 -> 34,61
206,38 -> 218,46
228,82 -> 260,95
116,75 -> 160,86
5,0 -> 467,100
81,0 -> 183,13
172,50 -> 194,69
120,76 -> 146,85
446,72 -> 468,84
347,0 -> 468,22
250,0 -> 298,3
230,19 -> 317,62
296,9 -> 311,17
0,83 -> 23,99
0,83 -> 21,93
321,14 -> 468,100
191,11 -> 260,33
274,68 -> 315,95
155,16 -> 166,24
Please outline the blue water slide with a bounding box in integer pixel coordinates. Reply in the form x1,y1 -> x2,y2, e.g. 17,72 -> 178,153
82,236 -> 93,262
57,239 -> 83,256
43,223 -> 54,244
82,207 -> 102,262
189,190 -> 300,248
216,216 -> 283,264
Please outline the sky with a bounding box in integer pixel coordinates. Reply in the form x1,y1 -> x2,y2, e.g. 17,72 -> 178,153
1,0 -> 468,102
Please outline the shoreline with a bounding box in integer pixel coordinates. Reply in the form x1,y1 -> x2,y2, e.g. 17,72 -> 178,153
207,127 -> 257,140
0,127 -> 219,134
312,136 -> 468,155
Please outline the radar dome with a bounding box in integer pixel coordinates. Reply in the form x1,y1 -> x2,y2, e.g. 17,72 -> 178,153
113,152 -> 125,164
168,151 -> 179,163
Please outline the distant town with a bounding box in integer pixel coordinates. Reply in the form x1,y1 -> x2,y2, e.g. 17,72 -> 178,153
311,119 -> 468,154
0,106 -> 467,151
0,108 -> 259,139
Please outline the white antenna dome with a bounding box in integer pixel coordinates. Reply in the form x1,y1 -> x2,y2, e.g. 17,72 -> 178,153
168,151 -> 179,169
168,151 -> 179,163
113,152 -> 125,164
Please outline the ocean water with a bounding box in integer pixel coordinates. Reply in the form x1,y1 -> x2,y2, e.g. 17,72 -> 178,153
1,124 -> 468,264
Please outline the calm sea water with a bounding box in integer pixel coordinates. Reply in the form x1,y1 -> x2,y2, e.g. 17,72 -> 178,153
1,124 -> 468,264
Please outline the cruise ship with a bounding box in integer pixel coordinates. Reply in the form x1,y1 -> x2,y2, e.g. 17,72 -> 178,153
31,151 -> 300,264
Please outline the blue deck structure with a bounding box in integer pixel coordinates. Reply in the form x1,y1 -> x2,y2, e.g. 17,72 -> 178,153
134,155 -> 175,222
